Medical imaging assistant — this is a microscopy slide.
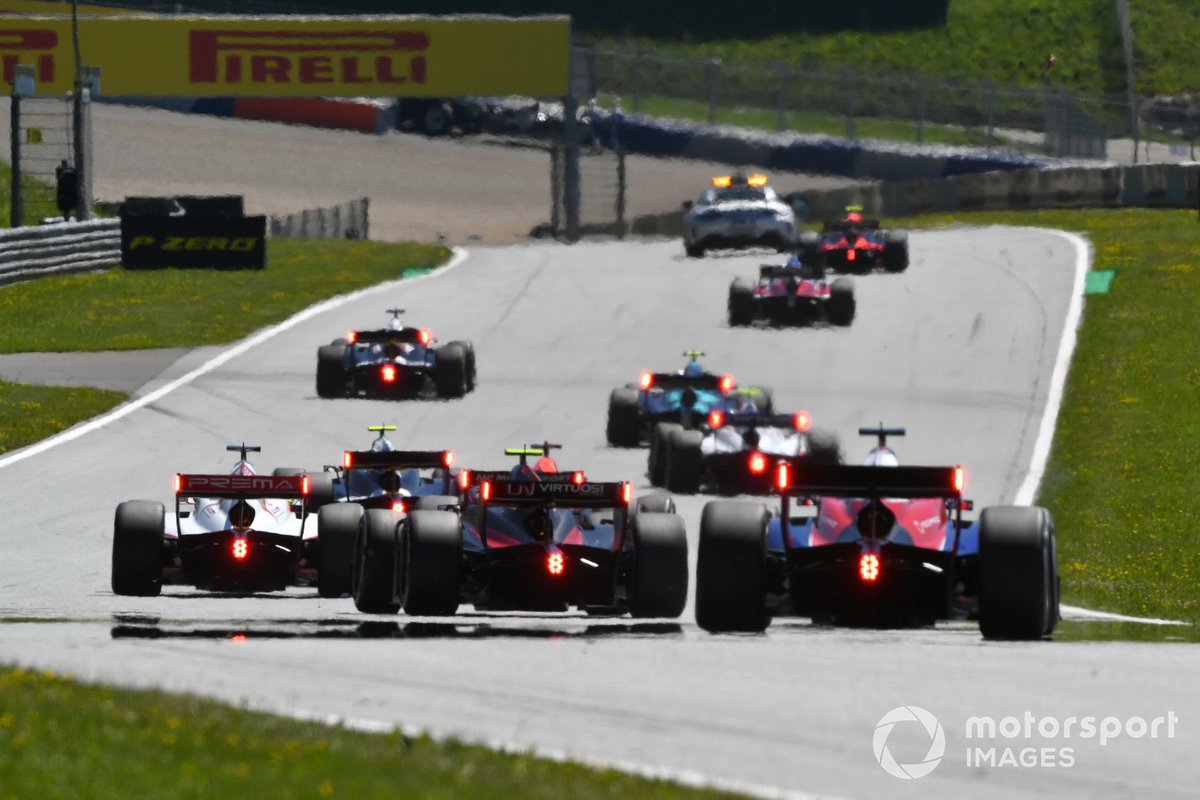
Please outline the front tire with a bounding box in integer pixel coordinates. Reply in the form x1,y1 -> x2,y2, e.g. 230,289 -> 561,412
112,500 -> 164,597
648,422 -> 682,486
828,277 -> 856,326
606,387 -> 641,447
664,429 -> 704,494
629,513 -> 688,618
352,509 -> 401,614
695,501 -> 770,633
979,506 -> 1059,640
317,503 -> 361,598
402,510 -> 462,616
883,230 -> 909,272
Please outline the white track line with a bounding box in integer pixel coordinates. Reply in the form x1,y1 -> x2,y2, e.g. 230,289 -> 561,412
0,247 -> 469,471
1061,604 -> 1188,626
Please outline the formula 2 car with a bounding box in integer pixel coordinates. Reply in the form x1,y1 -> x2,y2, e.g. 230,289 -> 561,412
652,407 -> 841,494
798,205 -> 908,273
728,259 -> 855,327
694,426 -> 1059,639
606,351 -> 773,447
682,173 -> 796,258
111,444 -> 340,597
316,308 -> 477,400
350,448 -> 687,617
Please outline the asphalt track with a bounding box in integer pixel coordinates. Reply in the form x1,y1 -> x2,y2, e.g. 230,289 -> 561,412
2,230 -> 1197,799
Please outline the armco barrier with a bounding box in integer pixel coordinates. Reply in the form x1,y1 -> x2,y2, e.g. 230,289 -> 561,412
0,218 -> 120,285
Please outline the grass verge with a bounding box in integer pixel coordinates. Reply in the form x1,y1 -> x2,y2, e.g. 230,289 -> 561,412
0,238 -> 450,352
0,381 -> 126,455
0,665 -> 742,800
904,208 -> 1200,624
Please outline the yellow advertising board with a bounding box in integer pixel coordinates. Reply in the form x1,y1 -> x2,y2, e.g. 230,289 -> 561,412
0,15 -> 570,97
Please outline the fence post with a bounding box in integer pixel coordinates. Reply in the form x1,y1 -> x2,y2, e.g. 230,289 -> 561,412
985,81 -> 996,151
916,74 -> 926,144
706,53 -> 720,125
563,94 -> 581,242
361,197 -> 370,240
615,148 -> 626,238
845,68 -> 858,140
632,47 -> 642,114
9,92 -> 21,228
776,63 -> 788,131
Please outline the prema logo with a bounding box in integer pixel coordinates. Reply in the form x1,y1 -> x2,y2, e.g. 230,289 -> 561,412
188,29 -> 429,86
0,29 -> 57,84
873,706 -> 946,779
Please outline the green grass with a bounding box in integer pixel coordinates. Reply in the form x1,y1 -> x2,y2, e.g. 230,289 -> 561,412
0,666 -> 742,800
902,208 -> 1200,624
0,381 -> 126,454
0,238 -> 449,352
0,159 -> 61,227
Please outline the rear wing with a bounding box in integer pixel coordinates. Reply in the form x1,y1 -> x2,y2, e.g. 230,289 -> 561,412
769,461 -> 964,500
343,450 -> 454,471
720,411 -> 808,431
458,469 -> 589,490
646,373 -> 724,392
176,473 -> 310,500
351,328 -> 426,345
479,479 -> 632,509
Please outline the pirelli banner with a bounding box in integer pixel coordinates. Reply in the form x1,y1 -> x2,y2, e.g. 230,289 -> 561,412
121,214 -> 267,270
0,15 -> 570,97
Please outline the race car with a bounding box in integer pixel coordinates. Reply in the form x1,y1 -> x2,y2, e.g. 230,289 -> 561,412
605,351 -> 773,447
315,308 -> 477,400
694,426 -> 1060,640
349,447 -> 688,617
727,258 -> 855,327
682,173 -> 796,258
110,443 -> 345,597
651,406 -> 841,494
798,205 -> 908,273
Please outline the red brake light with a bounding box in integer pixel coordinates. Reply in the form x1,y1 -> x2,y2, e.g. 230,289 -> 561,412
458,469 -> 471,490
443,450 -> 455,468
347,330 -> 357,344
707,410 -> 725,429
174,473 -> 182,493
572,471 -> 585,485
847,249 -> 857,262
343,451 -> 353,469
301,475 -> 309,495
719,374 -> 735,394
381,364 -> 397,383
639,370 -> 653,390
481,481 -> 491,501
776,462 -> 791,490
859,553 -> 880,582
622,482 -> 632,504
419,328 -> 432,345
793,412 -> 812,432
232,540 -> 248,560
748,452 -> 767,475
392,500 -> 406,513
953,465 -> 965,493
547,552 -> 565,576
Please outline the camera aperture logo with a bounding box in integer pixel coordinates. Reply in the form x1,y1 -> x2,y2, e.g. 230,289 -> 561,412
873,706 -> 946,779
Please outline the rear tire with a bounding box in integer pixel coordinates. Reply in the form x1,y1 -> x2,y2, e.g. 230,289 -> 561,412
402,510 -> 462,616
352,509 -> 401,614
112,500 -> 164,596
685,243 -> 705,258
728,278 -> 754,326
805,429 -> 843,465
629,513 -> 689,618
305,473 -> 335,512
883,230 -> 909,272
664,429 -> 704,494
828,277 -> 856,326
317,503 -> 361,598
635,492 -> 675,515
979,506 -> 1058,640
695,501 -> 770,633
446,340 -> 476,392
412,495 -> 458,511
648,422 -> 682,486
316,345 -> 347,398
606,387 -> 641,447
434,344 -> 468,398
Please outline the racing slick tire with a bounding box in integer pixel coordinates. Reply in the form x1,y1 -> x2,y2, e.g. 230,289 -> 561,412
805,428 -> 843,465
316,344 -> 347,398
352,508 -> 401,614
828,277 -> 856,326
648,422 -> 683,486
727,278 -> 755,327
664,429 -> 704,495
413,495 -> 459,512
606,387 -> 641,447
883,230 -> 909,273
434,343 -> 469,398
756,387 -> 775,415
446,340 -> 477,392
272,467 -> 304,477
305,472 -> 335,512
629,512 -> 689,618
317,503 -> 361,598
979,506 -> 1059,640
401,510 -> 462,616
636,492 -> 676,515
112,500 -> 164,596
695,501 -> 771,633
685,242 -> 705,259
422,102 -> 453,136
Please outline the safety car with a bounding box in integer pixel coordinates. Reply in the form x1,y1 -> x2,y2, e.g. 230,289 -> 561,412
682,173 -> 796,258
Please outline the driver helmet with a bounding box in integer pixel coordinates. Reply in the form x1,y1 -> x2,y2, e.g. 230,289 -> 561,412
785,256 -> 803,269
846,211 -> 864,224
387,315 -> 404,332
371,435 -> 395,453
682,361 -> 705,378
232,460 -> 255,477
862,447 -> 899,468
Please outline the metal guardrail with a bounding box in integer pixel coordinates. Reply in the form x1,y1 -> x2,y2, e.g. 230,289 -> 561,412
270,197 -> 369,240
0,218 -> 120,285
